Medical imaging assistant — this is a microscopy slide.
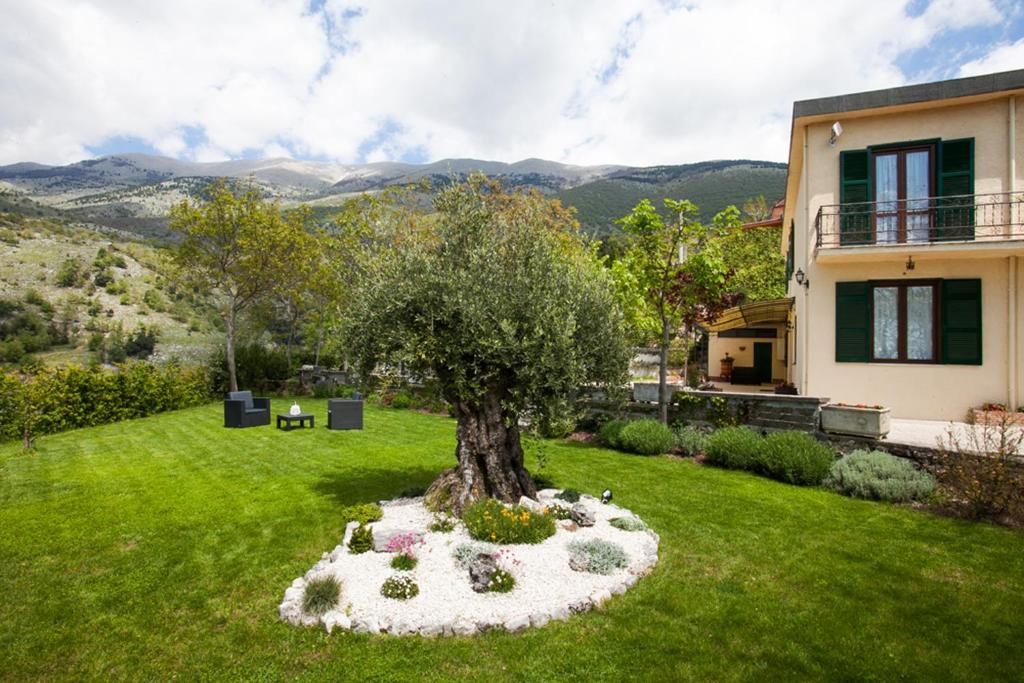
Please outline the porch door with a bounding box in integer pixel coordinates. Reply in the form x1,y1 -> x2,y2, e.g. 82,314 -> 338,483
754,342 -> 773,384
874,147 -> 933,243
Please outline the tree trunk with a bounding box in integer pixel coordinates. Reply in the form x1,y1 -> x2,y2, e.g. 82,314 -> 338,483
658,315 -> 670,424
225,308 -> 238,393
425,389 -> 536,515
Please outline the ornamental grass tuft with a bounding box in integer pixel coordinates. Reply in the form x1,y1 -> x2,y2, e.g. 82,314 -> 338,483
462,498 -> 555,544
301,575 -> 341,616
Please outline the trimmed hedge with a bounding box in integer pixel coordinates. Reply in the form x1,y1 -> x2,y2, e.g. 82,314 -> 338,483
756,431 -> 834,486
617,419 -> 676,455
597,419 -> 628,449
705,426 -> 762,470
0,362 -> 212,443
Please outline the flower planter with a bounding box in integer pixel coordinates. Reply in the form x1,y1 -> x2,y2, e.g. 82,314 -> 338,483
820,404 -> 891,438
968,408 -> 1024,426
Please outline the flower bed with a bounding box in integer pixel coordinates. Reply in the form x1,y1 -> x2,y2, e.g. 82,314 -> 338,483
968,404 -> 1024,426
278,491 -> 659,636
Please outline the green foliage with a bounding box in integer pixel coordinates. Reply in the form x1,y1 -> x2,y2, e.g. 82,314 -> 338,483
0,362 -> 212,443
387,390 -> 414,409
0,293 -> 66,362
674,425 -> 708,456
567,539 -> 629,575
462,498 -> 556,544
347,524 -> 373,554
487,568 -> 516,593
597,419 -> 628,449
428,514 -> 456,532
544,503 -> 573,520
301,575 -> 341,616
718,224 -> 786,303
452,542 -> 495,569
935,415 -> 1024,523
390,554 -> 418,571
554,488 -> 581,503
705,426 -> 762,470
56,258 -> 83,287
380,575 -> 419,600
341,503 -> 382,525
609,516 -> 647,531
617,419 -> 676,455
208,343 -> 289,394
756,431 -> 834,486
825,450 -> 936,503
342,175 -> 630,440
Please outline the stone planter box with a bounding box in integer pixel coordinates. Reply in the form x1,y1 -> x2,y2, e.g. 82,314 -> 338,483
821,404 -> 891,438
632,382 -> 685,403
968,408 -> 1024,426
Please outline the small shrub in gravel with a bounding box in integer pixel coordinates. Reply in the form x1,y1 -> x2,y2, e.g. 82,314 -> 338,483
554,488 -> 581,503
705,426 -> 763,470
347,524 -> 373,554
341,503 -> 383,525
302,575 -> 341,616
756,431 -> 834,486
609,516 -> 647,532
597,419 -> 628,448
487,568 -> 516,593
544,503 -> 573,520
826,450 -> 936,502
617,419 -> 676,455
452,542 -> 495,569
674,425 -> 708,456
428,514 -> 456,532
380,575 -> 419,600
567,539 -> 629,575
390,553 -> 418,570
462,498 -> 556,544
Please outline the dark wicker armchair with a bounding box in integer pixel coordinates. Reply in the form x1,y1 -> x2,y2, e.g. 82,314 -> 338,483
224,391 -> 270,428
327,398 -> 363,430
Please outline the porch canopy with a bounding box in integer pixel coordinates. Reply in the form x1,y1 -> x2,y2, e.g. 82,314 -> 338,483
706,297 -> 794,332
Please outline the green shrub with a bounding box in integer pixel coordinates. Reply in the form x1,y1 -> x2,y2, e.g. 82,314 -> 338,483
462,498 -> 556,544
598,419 -> 628,448
609,516 -> 647,531
544,503 -> 573,520
341,503 -> 383,525
705,426 -> 763,470
756,431 -> 834,486
208,343 -> 290,395
674,425 -> 708,457
567,539 -> 629,575
428,514 -> 456,532
390,554 -> 417,571
554,488 -> 581,503
825,450 -> 936,502
347,524 -> 373,554
388,391 -> 414,409
55,259 -> 82,287
487,568 -> 515,593
618,419 -> 676,455
380,575 -> 419,600
302,575 -> 341,616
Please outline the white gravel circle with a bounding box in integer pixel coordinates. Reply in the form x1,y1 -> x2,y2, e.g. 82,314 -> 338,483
278,490 -> 659,636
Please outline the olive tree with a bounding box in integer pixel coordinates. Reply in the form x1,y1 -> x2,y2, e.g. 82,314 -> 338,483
342,178 -> 630,512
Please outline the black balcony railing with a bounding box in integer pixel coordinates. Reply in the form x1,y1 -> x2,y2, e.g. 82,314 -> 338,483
815,191 -> 1024,248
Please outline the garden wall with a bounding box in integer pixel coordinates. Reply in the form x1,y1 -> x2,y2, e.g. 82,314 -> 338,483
582,388 -> 829,434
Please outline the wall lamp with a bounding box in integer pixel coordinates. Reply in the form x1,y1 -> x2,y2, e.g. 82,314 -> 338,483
794,268 -> 809,289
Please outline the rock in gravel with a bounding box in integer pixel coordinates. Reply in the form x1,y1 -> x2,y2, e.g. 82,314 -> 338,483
568,553 -> 589,573
505,615 -> 531,633
468,553 -> 498,593
569,599 -> 591,614
549,605 -> 570,622
451,618 -> 477,636
570,503 -> 595,527
419,621 -> 444,637
590,589 -> 612,607
284,586 -> 302,602
353,616 -> 380,634
556,519 -> 578,532
518,495 -> 543,512
530,611 -> 550,628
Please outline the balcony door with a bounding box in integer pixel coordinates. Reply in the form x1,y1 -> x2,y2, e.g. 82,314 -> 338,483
873,146 -> 933,243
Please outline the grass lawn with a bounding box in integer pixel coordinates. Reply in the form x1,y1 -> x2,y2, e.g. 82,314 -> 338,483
2,400 -> 1023,681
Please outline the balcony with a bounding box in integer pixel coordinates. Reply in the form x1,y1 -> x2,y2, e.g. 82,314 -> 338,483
815,191 -> 1024,251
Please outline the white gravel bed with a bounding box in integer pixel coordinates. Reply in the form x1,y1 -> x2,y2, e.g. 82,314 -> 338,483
278,489 -> 660,636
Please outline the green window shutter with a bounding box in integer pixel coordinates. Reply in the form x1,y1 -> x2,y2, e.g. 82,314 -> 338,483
839,150 -> 871,245
941,279 -> 982,365
936,138 -> 974,241
836,281 -> 870,362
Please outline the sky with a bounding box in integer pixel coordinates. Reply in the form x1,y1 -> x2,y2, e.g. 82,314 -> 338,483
1,0 -> 1023,168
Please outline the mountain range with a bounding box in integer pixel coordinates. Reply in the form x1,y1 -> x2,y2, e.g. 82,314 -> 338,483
0,153 -> 787,238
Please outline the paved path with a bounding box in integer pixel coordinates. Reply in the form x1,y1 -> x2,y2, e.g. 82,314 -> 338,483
886,418 -> 1024,455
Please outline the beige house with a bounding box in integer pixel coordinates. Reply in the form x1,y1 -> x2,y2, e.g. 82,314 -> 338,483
782,70 -> 1024,420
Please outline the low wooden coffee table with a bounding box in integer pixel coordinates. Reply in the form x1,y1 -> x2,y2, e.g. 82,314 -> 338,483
276,413 -> 314,431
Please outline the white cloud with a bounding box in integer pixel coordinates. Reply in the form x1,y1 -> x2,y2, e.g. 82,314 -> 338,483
959,36 -> 1024,75
0,0 -> 1014,167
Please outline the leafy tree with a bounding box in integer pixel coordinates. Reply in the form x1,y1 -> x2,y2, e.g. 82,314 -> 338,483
741,194 -> 773,222
169,180 -> 309,392
342,177 -> 629,512
612,199 -> 739,422
718,223 -> 786,302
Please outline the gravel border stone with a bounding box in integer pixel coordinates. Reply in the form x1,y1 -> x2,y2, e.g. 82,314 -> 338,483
279,490 -> 660,636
